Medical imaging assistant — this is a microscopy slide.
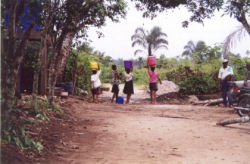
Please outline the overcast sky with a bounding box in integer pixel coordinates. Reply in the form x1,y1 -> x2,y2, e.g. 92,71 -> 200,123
88,2 -> 250,60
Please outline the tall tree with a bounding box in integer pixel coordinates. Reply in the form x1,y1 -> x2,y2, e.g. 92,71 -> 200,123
182,40 -> 206,59
1,0 -> 40,120
132,0 -> 250,34
35,0 -> 126,105
131,26 -> 168,56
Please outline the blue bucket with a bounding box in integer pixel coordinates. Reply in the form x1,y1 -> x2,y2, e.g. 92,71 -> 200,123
116,96 -> 124,104
65,82 -> 73,94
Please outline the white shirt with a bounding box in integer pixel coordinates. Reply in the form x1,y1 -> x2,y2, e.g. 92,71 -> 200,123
124,72 -> 133,82
91,70 -> 101,88
218,66 -> 234,80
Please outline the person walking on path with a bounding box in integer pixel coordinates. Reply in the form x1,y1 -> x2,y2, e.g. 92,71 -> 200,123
123,64 -> 134,104
91,65 -> 101,103
218,59 -> 234,107
111,64 -> 122,103
148,65 -> 162,104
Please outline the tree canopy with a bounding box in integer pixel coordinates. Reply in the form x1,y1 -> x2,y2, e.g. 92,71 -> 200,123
132,0 -> 250,34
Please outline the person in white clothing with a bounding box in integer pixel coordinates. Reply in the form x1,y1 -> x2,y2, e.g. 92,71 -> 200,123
91,65 -> 101,103
218,59 -> 234,107
123,63 -> 134,104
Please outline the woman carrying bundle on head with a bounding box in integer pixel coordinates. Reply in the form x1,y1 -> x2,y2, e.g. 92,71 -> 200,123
123,61 -> 134,104
90,62 -> 101,103
148,61 -> 162,104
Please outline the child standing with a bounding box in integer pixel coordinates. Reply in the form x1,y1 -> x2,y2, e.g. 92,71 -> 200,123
91,65 -> 101,103
111,64 -> 122,103
148,66 -> 162,104
123,66 -> 134,104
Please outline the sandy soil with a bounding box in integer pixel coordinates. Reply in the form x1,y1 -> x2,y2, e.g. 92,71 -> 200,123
46,88 -> 250,164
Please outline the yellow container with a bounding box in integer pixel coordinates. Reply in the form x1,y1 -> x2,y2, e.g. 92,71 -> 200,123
90,62 -> 98,70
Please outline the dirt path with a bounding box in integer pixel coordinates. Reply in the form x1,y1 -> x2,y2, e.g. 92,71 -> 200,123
47,96 -> 250,164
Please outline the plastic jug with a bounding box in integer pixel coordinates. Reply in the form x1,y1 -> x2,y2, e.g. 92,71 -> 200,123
124,60 -> 132,69
90,62 -> 98,70
116,96 -> 124,104
148,56 -> 156,66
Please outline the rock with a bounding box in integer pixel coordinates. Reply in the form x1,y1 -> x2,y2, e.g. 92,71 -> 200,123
75,87 -> 88,96
72,145 -> 79,149
188,95 -> 199,104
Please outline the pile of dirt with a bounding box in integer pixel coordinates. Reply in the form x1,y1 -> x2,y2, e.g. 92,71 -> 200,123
157,92 -> 189,104
157,80 -> 179,95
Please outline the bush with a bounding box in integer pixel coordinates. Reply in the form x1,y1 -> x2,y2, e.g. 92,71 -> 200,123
178,76 -> 209,95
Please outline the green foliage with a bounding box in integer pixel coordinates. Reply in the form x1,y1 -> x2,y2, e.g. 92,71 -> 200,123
178,76 -> 209,95
37,99 -> 49,109
132,68 -> 149,85
2,96 -> 63,153
64,41 -> 249,96
2,110 -> 44,152
230,56 -> 248,80
133,0 -> 248,33
23,41 -> 40,69
36,112 -> 49,121
63,50 -> 95,93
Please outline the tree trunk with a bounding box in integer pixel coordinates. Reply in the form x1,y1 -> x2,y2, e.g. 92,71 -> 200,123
48,50 -> 58,105
1,64 -> 18,117
40,34 -> 48,95
32,68 -> 39,110
2,1 -> 34,117
32,32 -> 47,110
236,9 -> 250,35
56,32 -> 75,78
48,31 -> 75,105
148,44 -> 152,56
216,115 -> 250,126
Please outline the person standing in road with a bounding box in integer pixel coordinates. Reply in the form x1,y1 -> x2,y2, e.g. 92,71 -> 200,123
111,64 -> 122,103
123,64 -> 134,104
218,59 -> 234,107
91,65 -> 101,103
148,66 -> 162,104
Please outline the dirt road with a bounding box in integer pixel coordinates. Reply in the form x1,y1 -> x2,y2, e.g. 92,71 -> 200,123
47,97 -> 250,164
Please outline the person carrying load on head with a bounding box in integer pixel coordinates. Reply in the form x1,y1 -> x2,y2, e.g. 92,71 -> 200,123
123,62 -> 134,104
91,64 -> 101,103
148,65 -> 162,104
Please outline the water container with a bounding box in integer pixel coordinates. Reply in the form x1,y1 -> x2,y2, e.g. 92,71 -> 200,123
90,62 -> 98,70
65,82 -> 73,94
116,96 -> 124,104
148,56 -> 156,66
124,60 -> 132,69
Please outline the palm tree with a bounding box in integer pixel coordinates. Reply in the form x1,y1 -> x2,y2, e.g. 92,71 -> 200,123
223,26 -> 248,59
182,40 -> 206,63
182,40 -> 206,57
182,40 -> 195,57
137,57 -> 144,68
131,26 -> 168,56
